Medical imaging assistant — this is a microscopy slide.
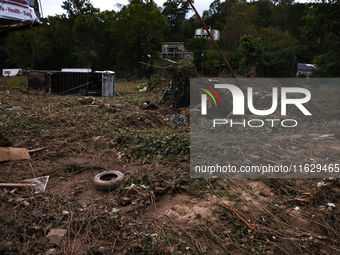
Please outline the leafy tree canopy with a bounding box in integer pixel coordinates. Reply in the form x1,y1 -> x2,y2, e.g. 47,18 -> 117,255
62,0 -> 99,17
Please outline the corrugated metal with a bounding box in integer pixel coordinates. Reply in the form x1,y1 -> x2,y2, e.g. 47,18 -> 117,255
54,72 -> 106,95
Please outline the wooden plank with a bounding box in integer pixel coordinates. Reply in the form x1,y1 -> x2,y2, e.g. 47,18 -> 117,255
0,147 -> 31,162
0,183 -> 36,187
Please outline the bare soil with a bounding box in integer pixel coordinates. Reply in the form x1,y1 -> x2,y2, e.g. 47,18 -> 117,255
0,77 -> 340,255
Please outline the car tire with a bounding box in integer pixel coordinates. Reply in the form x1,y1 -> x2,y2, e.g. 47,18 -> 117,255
94,171 -> 124,191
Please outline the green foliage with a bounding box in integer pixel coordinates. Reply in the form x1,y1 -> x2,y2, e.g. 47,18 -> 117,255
182,15 -> 201,40
266,48 -> 297,77
256,27 -> 299,57
253,0 -> 274,28
204,49 -> 222,76
238,35 -> 264,75
313,53 -> 340,78
62,0 -> 99,17
301,0 -> 340,77
111,1 -> 167,77
188,37 -> 209,72
221,1 -> 258,51
72,14 -> 99,67
203,0 -> 235,31
113,133 -> 189,161
162,0 -> 190,41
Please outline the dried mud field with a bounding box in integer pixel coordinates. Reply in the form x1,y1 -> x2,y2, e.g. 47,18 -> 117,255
1,77 -> 340,255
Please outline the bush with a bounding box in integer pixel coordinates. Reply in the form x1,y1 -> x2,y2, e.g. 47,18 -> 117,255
266,48 -> 297,77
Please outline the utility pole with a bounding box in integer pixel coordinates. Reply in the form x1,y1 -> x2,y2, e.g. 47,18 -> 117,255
187,0 -> 236,77
202,50 -> 204,76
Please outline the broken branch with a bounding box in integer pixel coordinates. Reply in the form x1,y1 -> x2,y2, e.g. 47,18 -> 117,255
218,203 -> 257,232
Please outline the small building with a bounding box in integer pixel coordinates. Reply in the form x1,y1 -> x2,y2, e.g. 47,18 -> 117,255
161,42 -> 193,60
296,63 -> 315,77
195,26 -> 220,41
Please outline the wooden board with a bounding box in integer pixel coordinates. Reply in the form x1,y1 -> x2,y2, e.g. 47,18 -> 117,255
0,147 -> 31,162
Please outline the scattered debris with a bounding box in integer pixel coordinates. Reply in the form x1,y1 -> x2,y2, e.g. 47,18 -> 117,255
13,138 -> 30,147
319,134 -> 334,138
45,249 -> 57,255
144,103 -> 158,110
218,203 -> 257,232
166,114 -> 188,125
46,229 -> 67,244
32,209 -> 44,217
154,187 -> 166,195
111,208 -> 120,213
92,136 -> 108,150
23,176 -> 49,193
295,193 -> 313,203
6,106 -> 23,111
28,146 -> 48,153
294,206 -> 301,211
94,171 -> 125,191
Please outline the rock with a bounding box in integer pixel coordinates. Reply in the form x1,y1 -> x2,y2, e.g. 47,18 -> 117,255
46,229 -> 67,244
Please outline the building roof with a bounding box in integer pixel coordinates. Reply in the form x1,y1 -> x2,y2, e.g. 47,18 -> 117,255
298,63 -> 315,71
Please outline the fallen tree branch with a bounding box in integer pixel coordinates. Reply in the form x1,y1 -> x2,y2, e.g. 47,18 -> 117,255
138,61 -> 169,69
28,146 -> 48,153
218,203 -> 257,232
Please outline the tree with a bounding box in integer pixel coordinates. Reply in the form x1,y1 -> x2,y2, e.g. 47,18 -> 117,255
256,27 -> 299,57
204,49 -> 223,76
162,0 -> 190,41
62,0 -> 99,18
33,16 -> 77,69
203,0 -> 236,31
252,0 -> 274,28
188,37 -> 209,73
182,15 -> 201,40
0,38 -> 11,69
237,35 -> 265,75
221,1 -> 258,51
301,0 -> 340,77
266,48 -> 297,77
6,29 -> 37,69
73,14 -> 100,68
111,0 -> 167,77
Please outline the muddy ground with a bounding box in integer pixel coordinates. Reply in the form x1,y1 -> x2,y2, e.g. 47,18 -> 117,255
1,76 -> 340,255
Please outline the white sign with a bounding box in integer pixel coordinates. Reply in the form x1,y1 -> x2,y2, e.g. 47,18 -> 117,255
2,68 -> 22,76
0,0 -> 38,23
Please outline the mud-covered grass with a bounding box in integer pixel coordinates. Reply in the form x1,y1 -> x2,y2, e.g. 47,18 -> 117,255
0,76 -> 340,254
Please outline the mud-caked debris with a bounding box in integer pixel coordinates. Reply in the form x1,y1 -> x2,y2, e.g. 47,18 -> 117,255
46,229 -> 67,244
166,114 -> 188,125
